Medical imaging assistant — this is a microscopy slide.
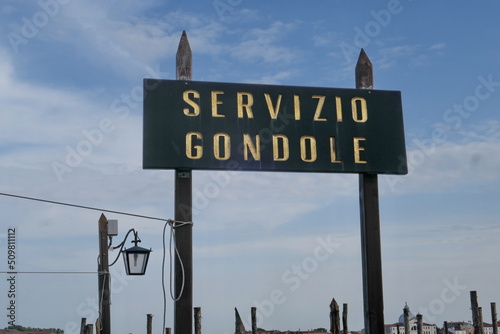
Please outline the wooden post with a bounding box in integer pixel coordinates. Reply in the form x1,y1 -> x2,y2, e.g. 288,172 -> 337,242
479,307 -> 484,334
235,308 -> 246,334
471,291 -> 480,334
330,298 -> 341,334
492,303 -> 498,334
444,321 -> 448,334
356,48 -> 384,334
342,303 -> 349,334
80,318 -> 87,334
403,304 -> 410,334
98,214 -> 111,334
194,307 -> 202,334
175,30 -> 193,334
251,307 -> 257,334
416,314 -> 423,334
85,324 -> 94,334
147,314 -> 153,334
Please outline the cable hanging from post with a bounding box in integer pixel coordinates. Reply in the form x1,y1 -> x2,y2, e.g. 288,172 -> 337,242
161,218 -> 194,333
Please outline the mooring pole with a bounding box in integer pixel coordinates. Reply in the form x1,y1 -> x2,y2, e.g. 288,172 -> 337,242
492,302 -> 498,334
98,214 -> 111,334
175,30 -> 193,334
471,291 -> 480,334
356,49 -> 385,334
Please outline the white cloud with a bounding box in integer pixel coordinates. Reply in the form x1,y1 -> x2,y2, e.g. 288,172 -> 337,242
229,21 -> 302,64
312,31 -> 341,47
377,44 -> 421,69
382,128 -> 500,194
249,70 -> 299,85
429,43 -> 446,51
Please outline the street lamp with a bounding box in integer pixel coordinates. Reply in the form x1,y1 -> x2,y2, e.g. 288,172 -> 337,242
122,231 -> 151,276
98,214 -> 152,334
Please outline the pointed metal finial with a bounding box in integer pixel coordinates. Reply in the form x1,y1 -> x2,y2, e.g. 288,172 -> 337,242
176,30 -> 192,80
355,48 -> 373,89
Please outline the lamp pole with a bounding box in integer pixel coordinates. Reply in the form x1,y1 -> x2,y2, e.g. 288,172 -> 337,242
98,213 -> 111,334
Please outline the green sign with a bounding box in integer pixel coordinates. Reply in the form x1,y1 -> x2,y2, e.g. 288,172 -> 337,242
143,79 -> 407,174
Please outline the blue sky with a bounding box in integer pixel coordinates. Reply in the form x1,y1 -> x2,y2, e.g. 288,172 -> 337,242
1,1 -> 500,333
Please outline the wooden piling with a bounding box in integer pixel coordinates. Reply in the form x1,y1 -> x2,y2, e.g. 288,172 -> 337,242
471,291 -> 480,334
444,321 -> 449,334
80,318 -> 87,334
147,314 -> 153,334
417,314 -> 423,334
492,302 -> 498,334
235,307 -> 246,334
342,303 -> 349,334
174,30 -> 193,334
330,298 -> 340,334
479,307 -> 484,334
252,306 -> 257,334
194,307 -> 202,334
85,324 -> 93,334
98,214 -> 111,334
403,304 -> 410,334
356,48 -> 384,334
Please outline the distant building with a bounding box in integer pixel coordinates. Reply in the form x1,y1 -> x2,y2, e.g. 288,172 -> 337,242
479,322 -> 500,334
445,320 -> 500,334
384,304 -> 437,334
445,321 -> 474,334
245,330 -> 328,334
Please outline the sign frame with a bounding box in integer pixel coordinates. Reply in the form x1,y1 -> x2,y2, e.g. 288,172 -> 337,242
143,79 -> 407,175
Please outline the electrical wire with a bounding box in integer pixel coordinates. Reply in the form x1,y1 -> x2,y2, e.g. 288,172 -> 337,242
0,192 -> 169,222
0,271 -> 97,274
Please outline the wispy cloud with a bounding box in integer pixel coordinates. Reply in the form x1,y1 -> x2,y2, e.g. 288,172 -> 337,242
229,21 -> 302,64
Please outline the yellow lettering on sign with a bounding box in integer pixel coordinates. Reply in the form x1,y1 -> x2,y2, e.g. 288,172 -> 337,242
300,136 -> 317,162
335,96 -> 343,122
353,137 -> 367,163
186,132 -> 203,159
312,95 -> 326,121
329,137 -> 342,163
213,133 -> 230,160
211,91 -> 225,117
243,134 -> 260,161
272,134 -> 289,161
182,90 -> 200,116
264,93 -> 282,119
293,95 -> 301,120
351,97 -> 368,123
237,92 -> 254,119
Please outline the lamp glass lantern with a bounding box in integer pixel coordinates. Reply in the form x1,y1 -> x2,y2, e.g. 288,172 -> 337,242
122,244 -> 151,275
